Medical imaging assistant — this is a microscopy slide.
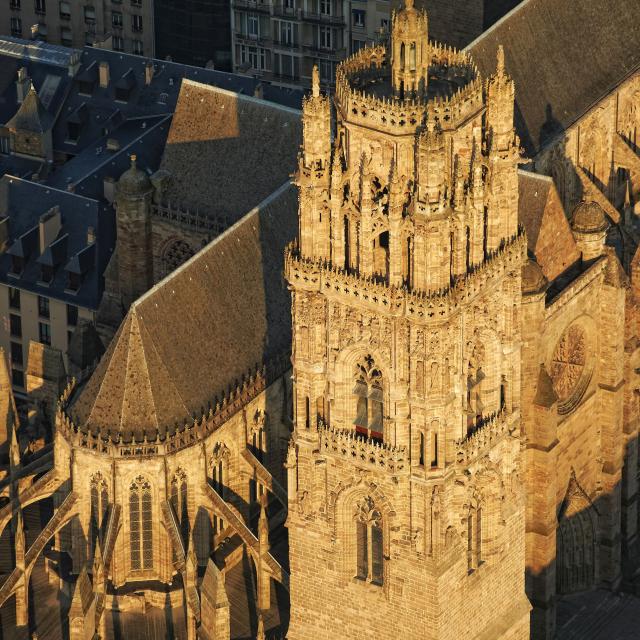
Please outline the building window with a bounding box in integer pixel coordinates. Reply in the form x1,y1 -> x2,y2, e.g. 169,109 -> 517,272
82,5 -> 96,24
112,10 -> 122,26
277,20 -> 296,46
10,0 -> 21,9
12,369 -> 24,388
319,59 -> 335,83
162,240 -> 194,278
8,287 -> 20,311
132,14 -> 143,32
90,473 -> 109,557
132,39 -> 143,55
319,26 -> 332,49
59,0 -> 70,18
380,18 -> 389,33
10,314 -> 21,339
238,44 -> 266,71
353,354 -> 383,442
284,0 -> 294,8
248,14 -> 259,37
320,0 -> 331,16
61,27 -> 72,46
274,52 -> 299,80
34,0 -> 46,14
38,295 -> 50,319
112,35 -> 124,51
170,469 -> 189,544
39,322 -> 51,345
0,135 -> 9,155
355,496 -> 383,585
352,38 -> 365,54
131,0 -> 141,5
10,342 -> 22,367
130,476 -> 153,571
66,303 -> 78,326
352,9 -> 365,28
467,503 -> 482,572
10,17 -> 22,36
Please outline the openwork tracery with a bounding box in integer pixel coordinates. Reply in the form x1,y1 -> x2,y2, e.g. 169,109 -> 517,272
89,472 -> 109,556
129,476 -> 153,571
353,354 -> 384,442
354,496 -> 383,585
170,468 -> 189,544
162,239 -> 195,277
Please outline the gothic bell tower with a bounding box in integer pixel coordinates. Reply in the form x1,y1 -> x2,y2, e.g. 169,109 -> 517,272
285,6 -> 530,637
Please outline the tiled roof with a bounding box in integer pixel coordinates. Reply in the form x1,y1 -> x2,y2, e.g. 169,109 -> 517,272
159,80 -> 301,224
518,170 -> 580,281
70,182 -> 297,440
468,0 -> 640,155
6,87 -> 53,133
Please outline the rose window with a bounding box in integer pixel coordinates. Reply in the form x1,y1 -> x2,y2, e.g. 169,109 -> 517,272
549,324 -> 591,413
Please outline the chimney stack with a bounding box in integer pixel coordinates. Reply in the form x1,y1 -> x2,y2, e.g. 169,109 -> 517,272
99,61 -> 110,89
16,68 -> 32,104
39,206 -> 62,254
87,226 -> 96,245
144,61 -> 154,86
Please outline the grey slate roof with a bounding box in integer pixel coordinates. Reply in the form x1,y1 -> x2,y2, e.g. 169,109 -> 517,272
468,0 -> 640,155
0,176 -> 115,310
159,80 -> 302,224
70,182 -> 297,440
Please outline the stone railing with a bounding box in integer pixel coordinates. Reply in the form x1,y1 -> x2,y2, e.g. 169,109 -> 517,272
317,421 -> 408,474
334,42 -> 482,136
454,410 -> 516,465
152,201 -> 230,236
56,353 -> 291,458
285,230 -> 526,322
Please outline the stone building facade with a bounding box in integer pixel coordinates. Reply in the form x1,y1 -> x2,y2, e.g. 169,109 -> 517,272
0,1 -> 640,639
285,7 -> 529,638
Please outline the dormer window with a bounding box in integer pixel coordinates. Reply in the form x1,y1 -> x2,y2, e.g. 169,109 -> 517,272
67,271 -> 82,292
115,69 -> 135,102
10,255 -> 24,276
78,80 -> 93,95
40,263 -> 54,284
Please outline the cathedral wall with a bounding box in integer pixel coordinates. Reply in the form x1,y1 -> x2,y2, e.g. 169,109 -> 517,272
150,218 -> 209,284
535,70 -> 640,214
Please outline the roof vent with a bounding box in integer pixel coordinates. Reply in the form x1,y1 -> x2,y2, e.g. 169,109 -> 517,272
16,67 -> 32,104
106,138 -> 120,151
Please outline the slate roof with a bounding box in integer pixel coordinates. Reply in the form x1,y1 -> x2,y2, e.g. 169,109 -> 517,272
0,176 -> 115,310
518,170 -> 580,281
468,0 -> 640,155
159,80 -> 302,224
70,182 -> 297,440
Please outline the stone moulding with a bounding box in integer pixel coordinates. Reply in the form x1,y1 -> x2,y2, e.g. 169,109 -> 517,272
284,230 -> 526,322
317,420 -> 408,474
55,352 -> 291,457
454,409 -> 517,465
335,42 -> 483,135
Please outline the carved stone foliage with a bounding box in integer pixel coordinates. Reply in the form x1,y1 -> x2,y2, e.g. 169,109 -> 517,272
354,495 -> 382,526
549,324 -> 587,402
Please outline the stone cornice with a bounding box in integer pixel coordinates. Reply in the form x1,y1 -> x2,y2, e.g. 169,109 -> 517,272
285,230 -> 526,323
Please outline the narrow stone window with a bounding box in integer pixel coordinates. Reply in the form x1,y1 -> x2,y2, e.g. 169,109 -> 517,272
467,503 -> 482,572
89,473 -> 108,557
130,476 -> 153,571
430,431 -> 438,468
354,355 -> 383,442
170,469 -> 189,544
355,496 -> 383,585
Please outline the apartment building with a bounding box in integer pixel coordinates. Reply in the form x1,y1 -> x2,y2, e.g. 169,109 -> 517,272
0,0 -> 155,57
230,0 -> 392,88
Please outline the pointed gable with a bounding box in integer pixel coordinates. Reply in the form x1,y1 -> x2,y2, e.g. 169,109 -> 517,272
70,308 -> 190,441
518,171 -> 580,281
7,87 -> 53,133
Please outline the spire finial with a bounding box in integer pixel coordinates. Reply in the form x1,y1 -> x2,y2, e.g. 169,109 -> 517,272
496,45 -> 505,76
312,65 -> 320,98
130,153 -> 137,168
405,0 -> 414,9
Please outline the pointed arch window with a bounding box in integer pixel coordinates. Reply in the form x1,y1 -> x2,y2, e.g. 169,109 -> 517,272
130,476 -> 153,571
355,496 -> 383,585
170,468 -> 189,544
467,501 -> 482,572
89,473 -> 108,556
354,355 -> 383,442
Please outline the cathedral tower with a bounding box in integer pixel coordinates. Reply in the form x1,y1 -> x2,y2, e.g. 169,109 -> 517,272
285,6 -> 529,638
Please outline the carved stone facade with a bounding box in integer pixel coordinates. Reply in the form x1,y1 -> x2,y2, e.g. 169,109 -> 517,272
285,7 -> 529,638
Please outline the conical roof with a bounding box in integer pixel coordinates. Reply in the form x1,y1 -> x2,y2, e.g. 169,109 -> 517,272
70,307 -> 190,441
7,86 -> 53,133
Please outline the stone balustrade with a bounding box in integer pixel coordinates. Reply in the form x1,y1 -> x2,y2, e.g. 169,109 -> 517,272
284,230 -> 526,322
334,42 -> 482,136
56,353 -> 291,458
454,410 -> 516,465
317,421 -> 408,474
152,201 -> 230,236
